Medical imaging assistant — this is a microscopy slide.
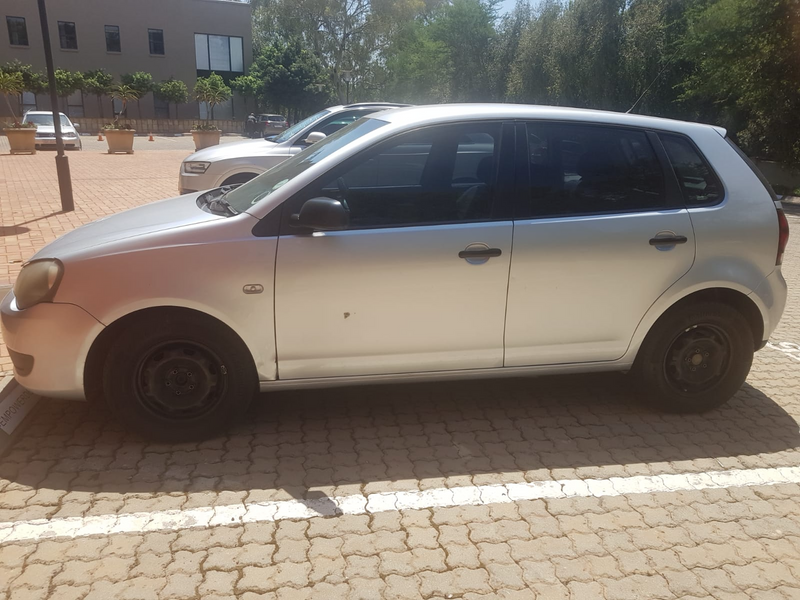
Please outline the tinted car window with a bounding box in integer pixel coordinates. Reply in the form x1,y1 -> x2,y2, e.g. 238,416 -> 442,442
526,122 -> 666,217
660,133 -> 723,206
312,110 -> 375,137
299,122 -> 502,229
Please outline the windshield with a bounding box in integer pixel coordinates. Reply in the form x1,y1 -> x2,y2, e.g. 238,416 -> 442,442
272,109 -> 330,144
23,114 -> 70,127
225,117 -> 387,213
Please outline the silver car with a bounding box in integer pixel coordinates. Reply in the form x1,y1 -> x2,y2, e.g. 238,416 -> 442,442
2,104 -> 789,441
22,111 -> 83,150
179,102 -> 409,194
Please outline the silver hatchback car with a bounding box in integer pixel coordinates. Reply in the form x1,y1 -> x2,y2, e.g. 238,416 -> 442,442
2,105 -> 789,441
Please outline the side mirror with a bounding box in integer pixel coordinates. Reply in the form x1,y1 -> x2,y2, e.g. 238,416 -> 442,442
302,131 -> 326,145
73,123 -> 80,129
290,197 -> 349,231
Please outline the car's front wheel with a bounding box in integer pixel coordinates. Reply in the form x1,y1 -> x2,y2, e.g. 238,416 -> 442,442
634,302 -> 754,413
103,311 -> 256,441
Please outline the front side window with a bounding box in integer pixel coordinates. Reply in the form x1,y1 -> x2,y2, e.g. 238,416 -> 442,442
105,25 -> 121,52
148,29 -> 164,55
224,117 -> 387,214
525,122 -> 666,217
272,109 -> 330,143
7,16 -> 28,46
58,21 -> 77,50
296,122 -> 503,229
660,133 -> 723,207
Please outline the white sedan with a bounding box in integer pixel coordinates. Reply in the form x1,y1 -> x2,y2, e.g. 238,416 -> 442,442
22,111 -> 82,150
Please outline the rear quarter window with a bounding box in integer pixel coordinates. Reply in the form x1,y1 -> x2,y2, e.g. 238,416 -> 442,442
659,133 -> 723,207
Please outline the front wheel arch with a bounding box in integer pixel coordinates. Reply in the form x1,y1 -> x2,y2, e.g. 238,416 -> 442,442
220,172 -> 258,187
84,306 -> 255,405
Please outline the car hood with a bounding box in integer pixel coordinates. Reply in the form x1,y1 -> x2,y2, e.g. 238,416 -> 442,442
33,193 -> 224,259
184,138 -> 287,162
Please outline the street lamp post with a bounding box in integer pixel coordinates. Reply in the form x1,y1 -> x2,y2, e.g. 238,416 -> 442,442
36,0 -> 74,212
341,71 -> 353,104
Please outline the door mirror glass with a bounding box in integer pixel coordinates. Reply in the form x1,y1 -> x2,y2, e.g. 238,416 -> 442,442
290,197 -> 349,231
73,123 -> 80,129
303,131 -> 326,145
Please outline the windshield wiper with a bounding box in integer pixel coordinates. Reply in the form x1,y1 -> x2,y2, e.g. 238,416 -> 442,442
208,193 -> 238,216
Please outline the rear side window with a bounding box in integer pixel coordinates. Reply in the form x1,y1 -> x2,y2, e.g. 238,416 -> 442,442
525,122 -> 666,217
659,134 -> 722,207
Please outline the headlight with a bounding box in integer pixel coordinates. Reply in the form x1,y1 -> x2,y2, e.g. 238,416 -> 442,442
184,161 -> 210,174
14,259 -> 64,310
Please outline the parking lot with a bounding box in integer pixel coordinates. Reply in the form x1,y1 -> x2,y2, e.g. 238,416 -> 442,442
1,136 -> 800,599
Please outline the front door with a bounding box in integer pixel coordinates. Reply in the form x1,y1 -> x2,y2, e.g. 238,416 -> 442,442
505,121 -> 696,366
275,121 -> 515,379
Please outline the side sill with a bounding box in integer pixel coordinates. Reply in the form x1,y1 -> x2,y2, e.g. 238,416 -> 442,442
258,360 -> 631,392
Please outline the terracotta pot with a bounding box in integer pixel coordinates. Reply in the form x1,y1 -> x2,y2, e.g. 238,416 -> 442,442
192,130 -> 221,150
4,128 -> 37,154
105,129 -> 136,154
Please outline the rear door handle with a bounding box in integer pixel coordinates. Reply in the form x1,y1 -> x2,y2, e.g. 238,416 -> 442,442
649,236 -> 688,246
458,248 -> 502,259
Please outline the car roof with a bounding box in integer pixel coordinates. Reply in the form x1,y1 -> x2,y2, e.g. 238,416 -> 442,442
25,111 -> 68,116
370,103 -> 727,137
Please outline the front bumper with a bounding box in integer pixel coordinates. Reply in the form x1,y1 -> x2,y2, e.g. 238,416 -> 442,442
35,136 -> 81,147
1,292 -> 104,399
179,170 -> 214,195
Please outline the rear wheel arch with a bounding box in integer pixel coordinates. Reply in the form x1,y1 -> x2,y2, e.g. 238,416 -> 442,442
84,306 -> 256,404
645,287 -> 764,352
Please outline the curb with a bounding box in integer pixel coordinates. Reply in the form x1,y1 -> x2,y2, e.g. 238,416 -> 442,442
0,377 -> 40,458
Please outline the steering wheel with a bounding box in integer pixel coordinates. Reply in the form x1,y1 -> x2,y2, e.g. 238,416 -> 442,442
336,177 -> 351,211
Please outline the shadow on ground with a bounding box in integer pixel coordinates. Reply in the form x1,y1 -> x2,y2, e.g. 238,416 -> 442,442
2,373 -> 798,499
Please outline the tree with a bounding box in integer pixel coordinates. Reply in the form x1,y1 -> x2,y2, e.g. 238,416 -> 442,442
0,71 -> 25,124
1,61 -> 47,96
231,74 -> 261,111
680,0 -> 800,164
54,69 -> 84,115
154,78 -> 189,118
110,84 -> 140,124
83,69 -> 114,119
121,71 -> 154,118
194,72 -> 232,121
249,40 -> 329,121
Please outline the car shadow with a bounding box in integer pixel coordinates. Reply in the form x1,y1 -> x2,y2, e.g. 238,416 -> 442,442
3,373 -> 798,504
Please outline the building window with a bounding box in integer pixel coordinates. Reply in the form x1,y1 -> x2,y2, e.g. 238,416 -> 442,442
194,33 -> 244,73
154,95 -> 169,119
105,25 -> 121,52
58,21 -> 78,50
6,16 -> 28,46
21,91 -> 37,113
148,28 -> 164,55
66,91 -> 84,118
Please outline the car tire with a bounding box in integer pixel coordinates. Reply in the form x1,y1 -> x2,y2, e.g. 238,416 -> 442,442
633,301 -> 754,413
102,311 -> 257,441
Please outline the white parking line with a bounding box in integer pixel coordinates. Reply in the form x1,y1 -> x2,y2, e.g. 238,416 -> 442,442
1,465 -> 799,545
767,341 -> 800,362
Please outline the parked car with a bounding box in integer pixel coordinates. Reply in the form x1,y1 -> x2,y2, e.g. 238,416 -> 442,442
257,114 -> 288,138
22,111 -> 82,150
179,102 -> 410,194
3,104 -> 788,441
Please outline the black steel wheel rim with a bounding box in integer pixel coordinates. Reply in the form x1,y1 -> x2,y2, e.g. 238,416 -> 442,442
135,340 -> 228,420
663,323 -> 732,395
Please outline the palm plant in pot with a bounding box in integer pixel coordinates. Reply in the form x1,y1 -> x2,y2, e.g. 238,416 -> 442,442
192,73 -> 231,150
1,70 -> 37,155
103,84 -> 139,154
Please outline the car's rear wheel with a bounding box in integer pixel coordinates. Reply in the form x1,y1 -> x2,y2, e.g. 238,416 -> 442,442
634,302 -> 754,412
103,311 -> 256,441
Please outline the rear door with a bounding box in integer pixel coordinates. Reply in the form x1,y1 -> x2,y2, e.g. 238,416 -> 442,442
504,121 -> 695,366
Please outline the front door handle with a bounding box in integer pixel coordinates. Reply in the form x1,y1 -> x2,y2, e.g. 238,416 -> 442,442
458,248 -> 502,259
649,235 -> 688,246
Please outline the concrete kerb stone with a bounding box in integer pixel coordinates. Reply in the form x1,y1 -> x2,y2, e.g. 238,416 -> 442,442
0,376 -> 40,458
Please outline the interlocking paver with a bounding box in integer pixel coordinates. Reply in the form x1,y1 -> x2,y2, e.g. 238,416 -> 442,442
3,142 -> 800,598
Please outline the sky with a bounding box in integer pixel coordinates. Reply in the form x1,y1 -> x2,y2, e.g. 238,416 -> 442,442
497,0 -> 545,15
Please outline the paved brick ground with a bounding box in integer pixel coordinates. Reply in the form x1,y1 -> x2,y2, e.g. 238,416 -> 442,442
1,137 -> 799,599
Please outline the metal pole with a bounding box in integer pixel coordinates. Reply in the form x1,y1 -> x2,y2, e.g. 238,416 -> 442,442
36,0 -> 74,212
